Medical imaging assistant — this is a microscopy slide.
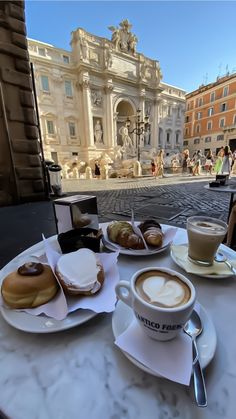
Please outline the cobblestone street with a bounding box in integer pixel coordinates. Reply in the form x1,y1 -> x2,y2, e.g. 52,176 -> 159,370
63,174 -> 231,228
1,175 -> 233,268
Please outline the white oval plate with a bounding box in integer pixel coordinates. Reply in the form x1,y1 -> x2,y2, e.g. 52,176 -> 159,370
170,244 -> 235,279
0,238 -> 98,333
112,300 -> 217,376
102,224 -> 176,256
0,306 -> 97,334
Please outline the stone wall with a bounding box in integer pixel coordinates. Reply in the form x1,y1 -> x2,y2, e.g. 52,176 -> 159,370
0,0 -> 46,206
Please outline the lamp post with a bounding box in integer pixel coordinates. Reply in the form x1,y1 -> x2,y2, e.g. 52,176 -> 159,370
126,109 -> 150,161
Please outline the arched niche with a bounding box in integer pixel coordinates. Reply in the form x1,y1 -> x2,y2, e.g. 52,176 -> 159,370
115,98 -> 136,146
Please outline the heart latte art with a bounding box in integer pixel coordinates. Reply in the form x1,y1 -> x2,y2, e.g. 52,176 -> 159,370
135,270 -> 191,308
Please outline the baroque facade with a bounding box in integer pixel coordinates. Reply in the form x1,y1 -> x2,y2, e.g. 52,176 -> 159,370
28,20 -> 186,165
184,72 -> 236,155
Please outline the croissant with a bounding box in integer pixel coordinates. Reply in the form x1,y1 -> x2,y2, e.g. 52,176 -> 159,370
107,221 -> 133,242
143,227 -> 163,247
107,221 -> 144,249
117,230 -> 144,249
138,219 -> 162,233
138,220 -> 163,247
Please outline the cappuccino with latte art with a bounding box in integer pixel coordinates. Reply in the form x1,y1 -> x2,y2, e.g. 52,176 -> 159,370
115,267 -> 196,341
135,270 -> 191,309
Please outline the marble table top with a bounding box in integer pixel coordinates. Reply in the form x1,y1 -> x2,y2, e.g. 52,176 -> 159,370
0,224 -> 236,419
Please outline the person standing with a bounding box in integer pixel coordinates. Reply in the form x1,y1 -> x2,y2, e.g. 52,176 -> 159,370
221,145 -> 232,174
205,150 -> 214,175
231,150 -> 236,174
182,149 -> 189,174
151,159 -> 156,176
214,147 -> 224,174
192,150 -> 202,176
94,160 -> 100,178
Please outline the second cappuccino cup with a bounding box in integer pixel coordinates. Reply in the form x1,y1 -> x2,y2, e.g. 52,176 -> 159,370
115,267 -> 196,341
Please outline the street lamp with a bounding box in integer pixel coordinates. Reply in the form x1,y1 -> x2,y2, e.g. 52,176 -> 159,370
126,109 -> 150,161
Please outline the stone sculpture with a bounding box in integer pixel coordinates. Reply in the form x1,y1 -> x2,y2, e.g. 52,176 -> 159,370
80,37 -> 89,61
91,91 -> 102,107
94,120 -> 103,143
104,46 -> 113,68
85,166 -> 93,179
108,19 -> 138,54
119,125 -> 134,150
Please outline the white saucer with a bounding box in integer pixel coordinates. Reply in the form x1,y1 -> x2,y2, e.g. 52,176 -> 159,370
102,224 -> 175,256
112,300 -> 217,377
0,306 -> 97,333
171,243 -> 235,279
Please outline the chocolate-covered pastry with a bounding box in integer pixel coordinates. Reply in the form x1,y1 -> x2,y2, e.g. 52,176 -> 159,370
58,228 -> 103,254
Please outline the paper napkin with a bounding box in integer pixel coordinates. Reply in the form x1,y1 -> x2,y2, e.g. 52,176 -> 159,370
171,244 -> 236,276
0,237 -> 120,321
115,319 -> 192,385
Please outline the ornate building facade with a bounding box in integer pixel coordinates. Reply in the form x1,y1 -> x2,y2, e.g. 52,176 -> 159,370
184,73 -> 236,155
28,20 -> 186,165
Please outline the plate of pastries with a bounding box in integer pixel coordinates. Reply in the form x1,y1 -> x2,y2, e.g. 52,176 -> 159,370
103,219 -> 172,256
0,230 -> 116,333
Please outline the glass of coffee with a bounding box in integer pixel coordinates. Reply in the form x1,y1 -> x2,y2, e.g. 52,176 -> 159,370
115,267 -> 196,341
187,216 -> 228,266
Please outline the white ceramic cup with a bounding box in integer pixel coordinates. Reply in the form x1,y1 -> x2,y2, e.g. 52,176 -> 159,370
115,267 -> 196,341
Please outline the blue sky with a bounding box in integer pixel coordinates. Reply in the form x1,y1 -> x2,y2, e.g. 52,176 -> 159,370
25,1 -> 236,93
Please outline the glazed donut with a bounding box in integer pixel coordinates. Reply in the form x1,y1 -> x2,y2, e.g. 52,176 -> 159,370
55,248 -> 105,296
1,262 -> 59,309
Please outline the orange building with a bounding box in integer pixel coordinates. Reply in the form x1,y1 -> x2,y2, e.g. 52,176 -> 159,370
184,73 -> 236,156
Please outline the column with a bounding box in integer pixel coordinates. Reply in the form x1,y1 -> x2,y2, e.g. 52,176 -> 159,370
78,72 -> 94,148
152,96 -> 160,149
104,79 -> 114,148
139,88 -> 145,117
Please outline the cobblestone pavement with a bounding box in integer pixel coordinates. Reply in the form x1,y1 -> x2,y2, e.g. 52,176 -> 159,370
1,174 -> 233,268
63,174 -> 232,228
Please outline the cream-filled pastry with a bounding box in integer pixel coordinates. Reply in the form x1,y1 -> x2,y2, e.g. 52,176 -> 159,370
55,248 -> 104,296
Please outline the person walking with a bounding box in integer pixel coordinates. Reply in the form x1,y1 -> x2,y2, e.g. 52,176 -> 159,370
205,150 -> 214,175
221,145 -> 232,174
192,150 -> 202,176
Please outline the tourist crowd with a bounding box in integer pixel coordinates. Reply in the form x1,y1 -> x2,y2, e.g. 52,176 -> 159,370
151,146 -> 236,178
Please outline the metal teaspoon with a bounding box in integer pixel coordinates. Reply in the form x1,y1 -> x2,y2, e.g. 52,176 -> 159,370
214,252 -> 236,275
184,310 -> 207,407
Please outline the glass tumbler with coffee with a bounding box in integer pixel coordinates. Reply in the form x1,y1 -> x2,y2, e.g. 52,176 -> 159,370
187,216 -> 228,266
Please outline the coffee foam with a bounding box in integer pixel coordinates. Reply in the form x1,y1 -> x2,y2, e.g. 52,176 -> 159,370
135,271 -> 191,308
190,220 -> 226,235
